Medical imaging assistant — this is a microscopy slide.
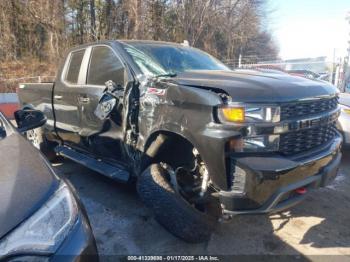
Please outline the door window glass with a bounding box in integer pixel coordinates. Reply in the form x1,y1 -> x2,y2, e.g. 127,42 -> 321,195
65,49 -> 85,84
87,46 -> 124,86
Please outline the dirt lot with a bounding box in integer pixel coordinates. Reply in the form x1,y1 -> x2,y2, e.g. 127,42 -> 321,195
53,150 -> 350,260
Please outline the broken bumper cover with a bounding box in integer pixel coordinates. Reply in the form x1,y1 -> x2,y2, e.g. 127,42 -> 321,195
220,136 -> 342,216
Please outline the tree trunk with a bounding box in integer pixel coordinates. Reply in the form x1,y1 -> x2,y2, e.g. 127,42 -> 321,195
105,0 -> 112,39
90,0 -> 96,40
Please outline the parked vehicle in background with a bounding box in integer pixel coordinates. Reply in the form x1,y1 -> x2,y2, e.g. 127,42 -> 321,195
338,93 -> 350,146
235,68 -> 289,76
287,69 -> 320,79
0,109 -> 98,261
17,40 -> 342,243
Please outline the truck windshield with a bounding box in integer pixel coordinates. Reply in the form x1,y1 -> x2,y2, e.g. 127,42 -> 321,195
122,42 -> 230,76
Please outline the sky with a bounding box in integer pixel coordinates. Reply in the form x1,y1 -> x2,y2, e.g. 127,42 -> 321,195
268,0 -> 350,61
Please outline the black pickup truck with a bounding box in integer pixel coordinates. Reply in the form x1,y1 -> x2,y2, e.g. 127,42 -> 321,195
18,40 -> 342,243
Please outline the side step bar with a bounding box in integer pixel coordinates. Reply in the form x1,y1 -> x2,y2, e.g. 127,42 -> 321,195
55,146 -> 130,183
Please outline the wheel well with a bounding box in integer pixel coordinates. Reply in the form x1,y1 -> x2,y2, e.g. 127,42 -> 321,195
142,131 -> 195,171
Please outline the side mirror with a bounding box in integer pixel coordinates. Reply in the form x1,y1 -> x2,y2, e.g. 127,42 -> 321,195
14,109 -> 47,133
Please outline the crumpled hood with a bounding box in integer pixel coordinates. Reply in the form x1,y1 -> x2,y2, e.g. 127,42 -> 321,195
173,70 -> 338,103
0,130 -> 58,238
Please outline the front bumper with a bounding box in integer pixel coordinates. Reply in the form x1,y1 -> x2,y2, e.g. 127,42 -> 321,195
219,136 -> 342,216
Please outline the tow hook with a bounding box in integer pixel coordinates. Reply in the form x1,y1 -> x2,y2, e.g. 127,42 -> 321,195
295,187 -> 307,195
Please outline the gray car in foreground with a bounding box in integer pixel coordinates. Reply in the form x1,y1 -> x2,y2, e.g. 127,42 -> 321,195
0,109 -> 98,261
338,93 -> 350,145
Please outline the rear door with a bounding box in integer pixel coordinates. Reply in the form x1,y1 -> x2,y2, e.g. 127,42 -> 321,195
77,45 -> 127,160
53,48 -> 87,144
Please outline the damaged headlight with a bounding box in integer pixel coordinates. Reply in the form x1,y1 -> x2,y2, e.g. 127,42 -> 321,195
0,183 -> 78,259
219,104 -> 281,152
218,104 -> 280,123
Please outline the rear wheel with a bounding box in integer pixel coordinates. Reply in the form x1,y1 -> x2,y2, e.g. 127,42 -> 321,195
26,127 -> 57,161
137,158 -> 220,243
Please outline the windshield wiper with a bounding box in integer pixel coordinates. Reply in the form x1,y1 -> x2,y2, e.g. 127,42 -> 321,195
153,72 -> 177,78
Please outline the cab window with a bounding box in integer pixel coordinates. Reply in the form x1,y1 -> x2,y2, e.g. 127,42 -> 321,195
65,49 -> 85,84
87,46 -> 124,86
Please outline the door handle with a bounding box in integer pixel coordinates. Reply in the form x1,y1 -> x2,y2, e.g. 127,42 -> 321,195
54,95 -> 63,100
78,96 -> 90,104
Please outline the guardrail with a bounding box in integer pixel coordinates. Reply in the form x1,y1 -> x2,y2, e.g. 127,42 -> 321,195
0,76 -> 55,93
0,76 -> 55,82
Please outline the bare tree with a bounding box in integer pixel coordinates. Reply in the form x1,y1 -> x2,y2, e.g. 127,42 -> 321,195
0,0 -> 278,62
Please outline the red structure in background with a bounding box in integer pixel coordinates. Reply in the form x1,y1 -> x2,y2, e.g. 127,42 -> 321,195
0,93 -> 19,119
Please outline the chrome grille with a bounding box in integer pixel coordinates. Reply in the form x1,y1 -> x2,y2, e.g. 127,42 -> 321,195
279,123 -> 337,155
281,97 -> 338,121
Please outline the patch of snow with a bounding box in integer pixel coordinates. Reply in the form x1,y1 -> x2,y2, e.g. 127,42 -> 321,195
326,173 -> 346,190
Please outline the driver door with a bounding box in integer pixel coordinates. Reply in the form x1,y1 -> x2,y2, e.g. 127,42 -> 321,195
77,45 -> 127,162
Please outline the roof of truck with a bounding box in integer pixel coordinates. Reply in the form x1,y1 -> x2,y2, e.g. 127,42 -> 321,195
120,40 -> 185,47
68,40 -> 186,51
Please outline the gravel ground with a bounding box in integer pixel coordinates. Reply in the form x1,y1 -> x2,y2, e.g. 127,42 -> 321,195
53,150 -> 350,260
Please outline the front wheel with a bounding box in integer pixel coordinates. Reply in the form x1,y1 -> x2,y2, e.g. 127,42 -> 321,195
137,163 -> 219,243
26,127 -> 57,161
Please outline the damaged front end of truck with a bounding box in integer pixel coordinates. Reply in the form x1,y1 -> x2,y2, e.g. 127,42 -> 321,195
132,75 -> 342,242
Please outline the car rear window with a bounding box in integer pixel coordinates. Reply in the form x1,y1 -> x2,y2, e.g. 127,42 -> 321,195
65,49 -> 85,84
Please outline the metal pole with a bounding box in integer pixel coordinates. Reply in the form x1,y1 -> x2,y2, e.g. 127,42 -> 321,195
344,11 -> 350,92
331,48 -> 336,84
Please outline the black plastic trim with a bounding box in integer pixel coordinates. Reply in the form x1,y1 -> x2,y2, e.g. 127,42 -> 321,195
221,152 -> 342,215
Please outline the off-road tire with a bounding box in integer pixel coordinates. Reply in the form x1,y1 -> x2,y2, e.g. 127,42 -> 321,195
26,127 -> 57,161
137,163 -> 217,243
